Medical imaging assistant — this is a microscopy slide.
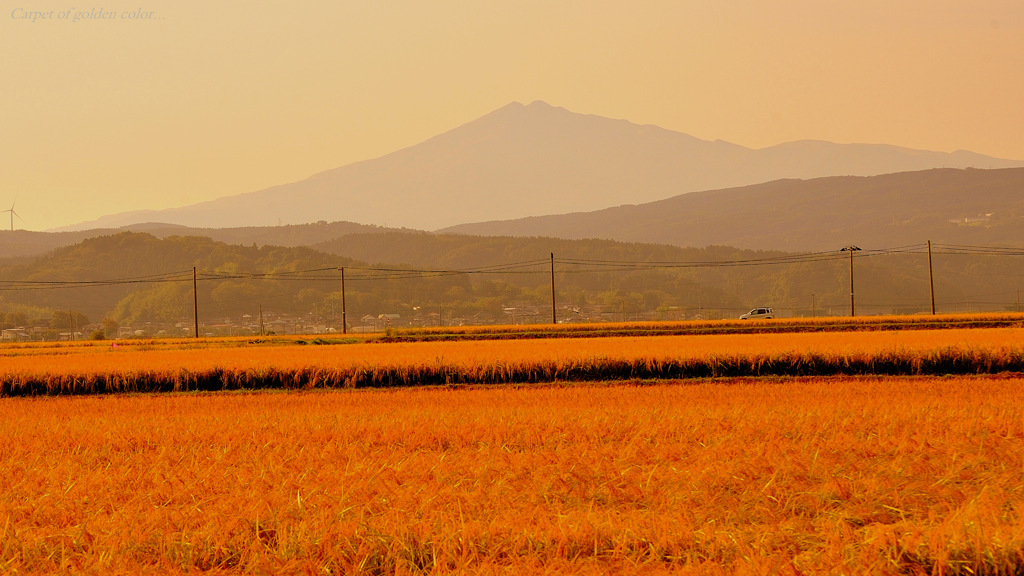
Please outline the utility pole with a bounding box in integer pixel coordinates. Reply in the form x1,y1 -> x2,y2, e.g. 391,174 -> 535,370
811,293 -> 816,318
193,267 -> 199,338
259,304 -> 265,336
550,253 -> 557,325
841,246 -> 861,317
927,240 -> 936,315
341,268 -> 348,335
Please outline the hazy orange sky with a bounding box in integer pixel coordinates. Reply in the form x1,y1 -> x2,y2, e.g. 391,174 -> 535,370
3,0 -> 1023,231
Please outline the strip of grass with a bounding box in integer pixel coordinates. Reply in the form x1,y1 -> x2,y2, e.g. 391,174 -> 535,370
4,345 -> 1023,396
3,313 -> 1020,355
377,313 -> 1024,342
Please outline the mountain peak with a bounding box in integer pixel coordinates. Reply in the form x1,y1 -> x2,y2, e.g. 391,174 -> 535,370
483,99 -> 564,120
58,103 -> 1024,232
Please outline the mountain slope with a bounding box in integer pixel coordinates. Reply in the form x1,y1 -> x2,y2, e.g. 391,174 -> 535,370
60,101 -> 1023,232
442,167 -> 1024,251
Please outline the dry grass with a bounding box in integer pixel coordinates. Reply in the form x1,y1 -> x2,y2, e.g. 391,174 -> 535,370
3,327 -> 1024,395
381,313 -> 1024,340
1,377 -> 1023,574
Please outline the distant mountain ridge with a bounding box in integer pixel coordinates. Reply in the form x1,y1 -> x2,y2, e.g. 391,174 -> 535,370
57,101 -> 1024,232
11,168 -> 1024,261
442,167 -> 1024,251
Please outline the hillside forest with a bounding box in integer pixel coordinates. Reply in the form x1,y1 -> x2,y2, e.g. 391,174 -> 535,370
2,230 -> 1023,339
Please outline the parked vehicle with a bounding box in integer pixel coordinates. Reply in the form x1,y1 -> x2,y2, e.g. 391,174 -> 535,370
740,307 -> 774,320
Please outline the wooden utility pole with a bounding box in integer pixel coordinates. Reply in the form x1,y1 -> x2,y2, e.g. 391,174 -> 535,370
849,251 -> 855,317
841,246 -> 861,317
550,253 -> 557,325
193,267 -> 199,338
340,267 -> 347,335
927,240 -> 936,315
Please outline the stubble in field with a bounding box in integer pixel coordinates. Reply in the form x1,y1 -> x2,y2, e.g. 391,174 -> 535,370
1,377 -> 1022,574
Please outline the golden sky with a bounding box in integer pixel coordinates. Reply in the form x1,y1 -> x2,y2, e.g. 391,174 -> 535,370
3,0 -> 1023,231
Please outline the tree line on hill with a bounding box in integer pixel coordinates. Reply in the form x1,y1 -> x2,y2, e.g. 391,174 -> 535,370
1,231 -> 1023,338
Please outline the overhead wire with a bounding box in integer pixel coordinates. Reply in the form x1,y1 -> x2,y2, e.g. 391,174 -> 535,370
1,242 -> 1023,291
932,243 -> 1024,256
0,269 -> 195,291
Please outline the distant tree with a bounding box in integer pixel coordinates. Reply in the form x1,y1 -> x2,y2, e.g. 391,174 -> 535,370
50,310 -> 89,331
101,317 -> 120,339
0,310 -> 30,329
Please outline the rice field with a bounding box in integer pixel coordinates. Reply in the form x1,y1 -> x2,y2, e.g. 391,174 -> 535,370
2,319 -> 1023,573
2,326 -> 1024,395
1,377 -> 1023,574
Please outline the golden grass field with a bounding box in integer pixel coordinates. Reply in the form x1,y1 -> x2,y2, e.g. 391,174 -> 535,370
2,320 -> 1024,573
3,325 -> 1024,394
2,378 -> 1023,574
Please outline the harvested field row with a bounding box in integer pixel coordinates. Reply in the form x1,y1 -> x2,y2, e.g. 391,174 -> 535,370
377,313 -> 1024,341
2,314 -> 1022,358
2,377 -> 1022,574
2,328 -> 1024,395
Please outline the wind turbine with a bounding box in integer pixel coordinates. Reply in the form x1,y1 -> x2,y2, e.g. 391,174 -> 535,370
2,198 -> 24,231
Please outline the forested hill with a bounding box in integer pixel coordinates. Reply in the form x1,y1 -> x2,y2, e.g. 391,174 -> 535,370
0,220 -> 388,259
0,233 -> 359,328
313,230 -> 1024,319
0,232 -> 786,327
4,231 -> 1022,334
313,231 -> 766,269
4,232 -> 355,281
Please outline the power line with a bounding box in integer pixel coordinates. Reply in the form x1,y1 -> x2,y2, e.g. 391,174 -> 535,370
0,270 -> 195,291
2,242 -> 1024,301
931,244 -> 1024,256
